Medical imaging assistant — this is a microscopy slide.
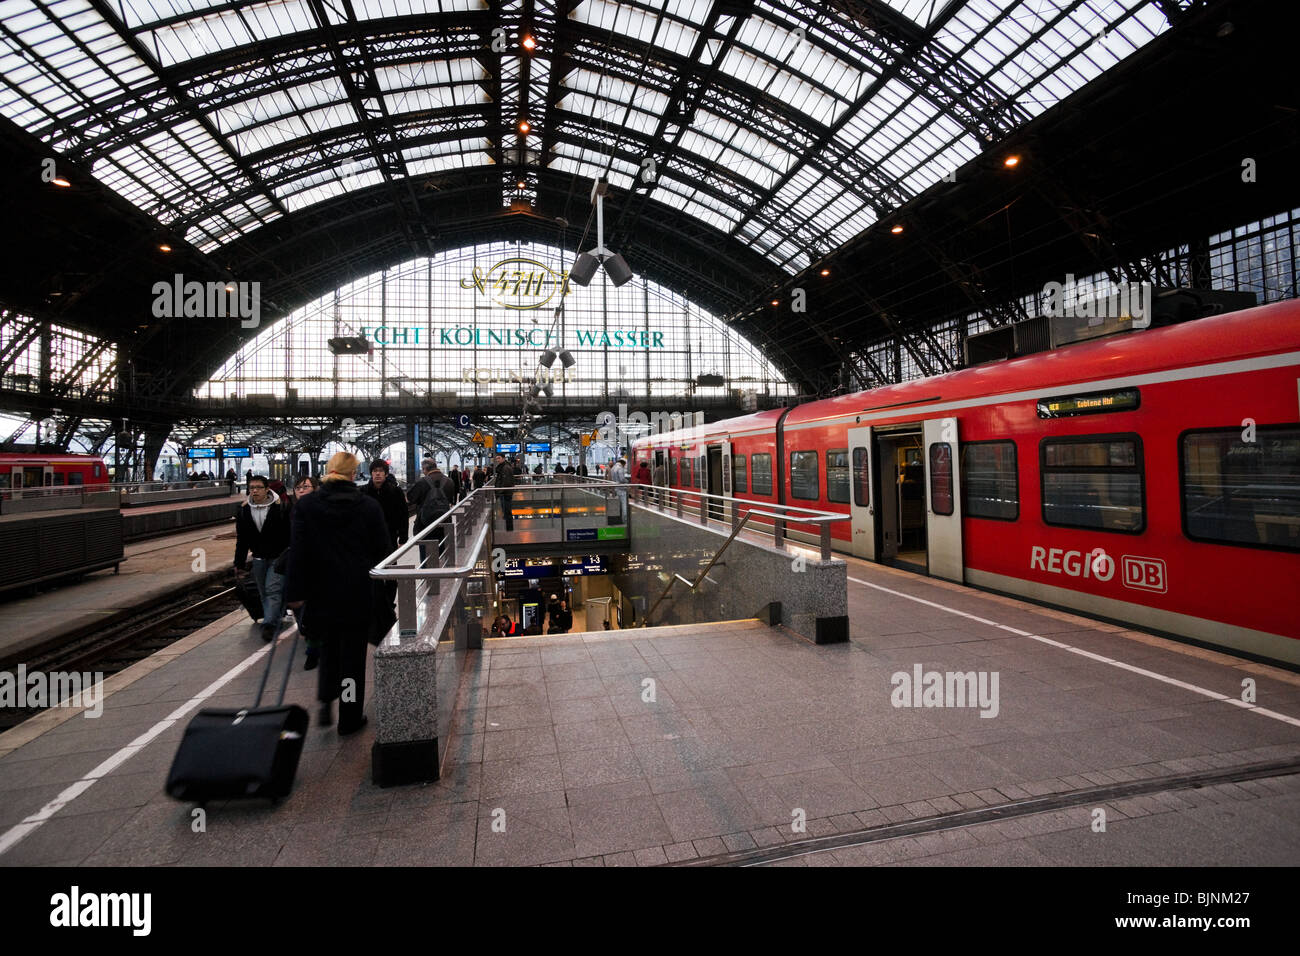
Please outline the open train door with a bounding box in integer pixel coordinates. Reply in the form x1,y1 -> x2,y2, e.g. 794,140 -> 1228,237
847,426 -> 875,559
923,417 -> 963,582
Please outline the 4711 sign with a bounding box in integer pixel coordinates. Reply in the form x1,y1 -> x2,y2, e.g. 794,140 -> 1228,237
460,257 -> 571,310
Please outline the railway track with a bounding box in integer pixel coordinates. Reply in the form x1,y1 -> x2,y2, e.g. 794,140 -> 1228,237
0,576 -> 242,732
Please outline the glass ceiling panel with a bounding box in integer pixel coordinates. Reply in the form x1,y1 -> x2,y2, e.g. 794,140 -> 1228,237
0,0 -> 1172,272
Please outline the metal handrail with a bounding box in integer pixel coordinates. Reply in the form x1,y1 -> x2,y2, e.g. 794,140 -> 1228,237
371,486 -> 493,579
644,511 -> 754,625
630,481 -> 848,559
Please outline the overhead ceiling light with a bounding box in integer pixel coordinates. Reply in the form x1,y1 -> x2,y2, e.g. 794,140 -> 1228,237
516,179 -> 526,189
1003,155 -> 1020,167
770,299 -> 779,306
518,119 -> 531,134
539,349 -> 557,368
159,243 -> 172,252
890,225 -> 904,234
558,350 -> 576,369
820,268 -> 830,277
52,177 -> 71,187
521,34 -> 537,50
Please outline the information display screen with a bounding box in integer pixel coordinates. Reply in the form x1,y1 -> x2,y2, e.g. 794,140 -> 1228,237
188,448 -> 216,459
497,442 -> 521,453
223,447 -> 250,457
1037,388 -> 1140,419
525,442 -> 550,453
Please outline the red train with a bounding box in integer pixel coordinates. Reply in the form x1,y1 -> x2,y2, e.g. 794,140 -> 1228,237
634,299 -> 1300,666
0,453 -> 109,490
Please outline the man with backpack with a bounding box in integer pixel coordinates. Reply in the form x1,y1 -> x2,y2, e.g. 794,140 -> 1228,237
408,459 -> 453,564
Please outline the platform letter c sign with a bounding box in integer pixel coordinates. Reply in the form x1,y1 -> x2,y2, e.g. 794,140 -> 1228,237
1091,808 -> 1106,833
1241,678 -> 1256,704
342,678 -> 357,703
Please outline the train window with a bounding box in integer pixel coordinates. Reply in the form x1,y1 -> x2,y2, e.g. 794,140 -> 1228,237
1181,426 -> 1300,552
961,441 -> 1018,520
733,454 -> 748,494
929,443 -> 954,515
826,449 -> 850,503
1040,435 -> 1144,533
852,448 -> 869,507
0,474 -> 8,489
696,456 -> 705,489
53,472 -> 66,486
751,454 -> 772,495
680,458 -> 691,487
790,451 -> 819,500
69,473 -> 84,485
94,464 -> 102,478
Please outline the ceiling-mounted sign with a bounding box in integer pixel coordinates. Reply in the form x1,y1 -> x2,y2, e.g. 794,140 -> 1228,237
471,430 -> 484,444
455,414 -> 471,428
459,257 -> 572,311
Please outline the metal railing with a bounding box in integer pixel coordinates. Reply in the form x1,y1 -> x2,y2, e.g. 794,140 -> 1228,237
370,485 -> 496,641
627,482 -> 848,560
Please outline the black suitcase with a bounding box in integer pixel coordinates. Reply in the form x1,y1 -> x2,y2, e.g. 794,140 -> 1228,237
236,573 -> 263,622
165,630 -> 307,805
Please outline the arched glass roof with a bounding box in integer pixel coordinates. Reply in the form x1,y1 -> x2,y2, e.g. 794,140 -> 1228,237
1,0 -> 1170,271
195,240 -> 796,401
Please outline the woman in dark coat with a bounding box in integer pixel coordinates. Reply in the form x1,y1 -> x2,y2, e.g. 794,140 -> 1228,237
285,452 -> 391,735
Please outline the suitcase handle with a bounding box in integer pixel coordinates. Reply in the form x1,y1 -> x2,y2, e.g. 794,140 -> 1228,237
252,621 -> 300,709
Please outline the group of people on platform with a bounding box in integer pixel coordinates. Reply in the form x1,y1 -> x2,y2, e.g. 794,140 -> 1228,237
231,450 -> 646,735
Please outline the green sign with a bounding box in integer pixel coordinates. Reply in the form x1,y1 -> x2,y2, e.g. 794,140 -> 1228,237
597,526 -> 628,540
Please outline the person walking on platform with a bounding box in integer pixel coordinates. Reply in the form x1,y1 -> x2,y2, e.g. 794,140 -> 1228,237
651,459 -> 666,505
447,463 -> 462,502
285,452 -> 390,734
472,464 -> 487,490
608,457 -> 628,522
493,452 -> 516,531
360,458 -> 409,551
282,474 -> 320,670
234,475 -> 291,643
407,459 -> 453,563
634,460 -> 651,504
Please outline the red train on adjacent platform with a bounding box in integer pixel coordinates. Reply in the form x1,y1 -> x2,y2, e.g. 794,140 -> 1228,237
0,452 -> 109,490
633,299 -> 1300,665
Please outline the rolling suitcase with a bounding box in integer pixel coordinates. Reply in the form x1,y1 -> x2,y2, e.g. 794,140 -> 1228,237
165,631 -> 307,805
236,573 -> 264,622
